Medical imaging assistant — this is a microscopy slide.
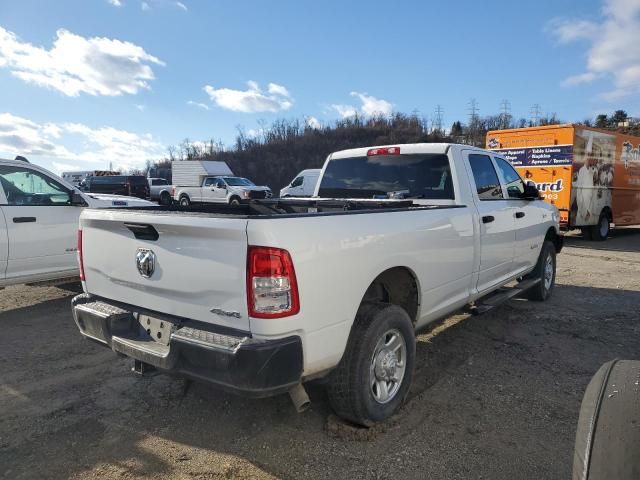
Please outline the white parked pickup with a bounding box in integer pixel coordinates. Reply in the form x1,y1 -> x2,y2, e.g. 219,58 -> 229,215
0,157 -> 153,287
72,143 -> 562,425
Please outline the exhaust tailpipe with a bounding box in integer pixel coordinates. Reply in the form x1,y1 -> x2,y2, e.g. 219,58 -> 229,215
289,383 -> 310,413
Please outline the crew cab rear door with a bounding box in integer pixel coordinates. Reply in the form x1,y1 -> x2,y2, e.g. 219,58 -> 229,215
464,151 -> 517,293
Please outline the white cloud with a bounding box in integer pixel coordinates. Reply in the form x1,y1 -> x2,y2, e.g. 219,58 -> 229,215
141,2 -> 150,11
135,104 -> 145,111
548,0 -> 640,99
329,91 -> 394,118
187,100 -> 210,110
306,116 -> 321,129
0,112 -> 164,171
329,104 -> 358,119
203,81 -> 293,113
351,92 -> 393,116
0,26 -> 164,97
175,1 -> 187,11
108,0 -> 123,6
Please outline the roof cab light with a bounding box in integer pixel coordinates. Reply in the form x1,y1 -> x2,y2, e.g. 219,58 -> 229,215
367,146 -> 401,156
247,246 -> 299,319
77,229 -> 85,281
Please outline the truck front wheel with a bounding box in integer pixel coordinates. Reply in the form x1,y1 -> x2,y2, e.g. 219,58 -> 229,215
179,195 -> 191,207
327,303 -> 415,426
524,240 -> 556,301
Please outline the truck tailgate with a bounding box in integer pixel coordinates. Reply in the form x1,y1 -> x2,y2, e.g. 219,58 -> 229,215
80,209 -> 250,332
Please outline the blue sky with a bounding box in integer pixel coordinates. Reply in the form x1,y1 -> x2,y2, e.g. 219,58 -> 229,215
0,0 -> 639,174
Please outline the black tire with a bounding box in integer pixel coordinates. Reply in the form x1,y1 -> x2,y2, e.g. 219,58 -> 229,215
590,211 -> 610,242
327,303 -> 416,426
523,240 -> 556,301
179,195 -> 190,207
573,360 -> 640,480
159,191 -> 172,206
229,197 -> 241,205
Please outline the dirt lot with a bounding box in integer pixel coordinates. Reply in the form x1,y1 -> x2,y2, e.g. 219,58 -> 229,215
1,228 -> 639,479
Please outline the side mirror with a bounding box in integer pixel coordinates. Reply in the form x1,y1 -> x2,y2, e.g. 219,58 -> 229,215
217,182 -> 226,189
523,182 -> 541,200
71,190 -> 87,206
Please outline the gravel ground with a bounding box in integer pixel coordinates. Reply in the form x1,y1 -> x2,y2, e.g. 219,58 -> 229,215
1,228 -> 639,479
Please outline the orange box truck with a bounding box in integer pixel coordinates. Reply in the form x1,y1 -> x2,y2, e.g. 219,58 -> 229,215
487,124 -> 640,240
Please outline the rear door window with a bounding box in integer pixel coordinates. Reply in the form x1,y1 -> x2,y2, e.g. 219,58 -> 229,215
468,154 -> 504,200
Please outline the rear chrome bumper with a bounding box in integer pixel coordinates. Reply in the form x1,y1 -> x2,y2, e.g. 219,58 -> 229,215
71,294 -> 303,397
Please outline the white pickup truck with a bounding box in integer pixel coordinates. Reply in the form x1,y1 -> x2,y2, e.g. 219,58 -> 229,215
0,157 -> 152,287
72,143 -> 562,425
174,176 -> 272,206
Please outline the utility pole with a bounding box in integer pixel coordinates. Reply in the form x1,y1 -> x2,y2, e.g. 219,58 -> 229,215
433,105 -> 444,133
500,99 -> 511,129
530,104 -> 541,126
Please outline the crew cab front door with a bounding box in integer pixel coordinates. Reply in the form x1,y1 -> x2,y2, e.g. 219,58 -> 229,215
465,152 -> 517,293
0,165 -> 80,281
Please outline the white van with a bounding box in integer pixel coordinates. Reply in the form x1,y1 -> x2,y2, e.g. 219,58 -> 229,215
280,169 -> 321,197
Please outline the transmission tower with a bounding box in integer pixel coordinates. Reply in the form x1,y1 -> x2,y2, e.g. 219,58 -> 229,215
467,98 -> 479,124
530,104 -> 541,126
499,99 -> 511,129
433,105 -> 444,132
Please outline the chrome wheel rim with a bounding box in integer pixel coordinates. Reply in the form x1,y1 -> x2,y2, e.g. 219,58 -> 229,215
544,254 -> 554,290
370,328 -> 407,404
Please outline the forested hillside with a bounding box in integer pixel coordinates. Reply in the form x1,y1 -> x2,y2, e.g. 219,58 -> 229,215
145,109 -> 638,190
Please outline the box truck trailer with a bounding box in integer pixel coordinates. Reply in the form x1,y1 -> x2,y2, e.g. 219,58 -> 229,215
487,124 -> 640,240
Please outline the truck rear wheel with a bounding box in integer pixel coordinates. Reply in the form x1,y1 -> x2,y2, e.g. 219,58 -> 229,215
160,191 -> 172,206
327,303 -> 415,426
523,240 -> 556,301
590,211 -> 610,242
179,195 -> 190,207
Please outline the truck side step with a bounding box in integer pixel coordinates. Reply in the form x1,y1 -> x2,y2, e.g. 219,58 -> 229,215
470,278 -> 540,316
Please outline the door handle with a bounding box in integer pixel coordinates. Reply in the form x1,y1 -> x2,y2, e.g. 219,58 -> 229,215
482,215 -> 495,224
515,211 -> 525,218
13,217 -> 36,223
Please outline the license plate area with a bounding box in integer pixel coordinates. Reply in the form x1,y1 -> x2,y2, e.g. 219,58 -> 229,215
136,313 -> 174,346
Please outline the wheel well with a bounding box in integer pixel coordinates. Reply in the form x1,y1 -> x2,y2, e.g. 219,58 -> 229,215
544,227 -> 563,253
360,267 -> 419,324
179,193 -> 189,199
229,195 -> 241,202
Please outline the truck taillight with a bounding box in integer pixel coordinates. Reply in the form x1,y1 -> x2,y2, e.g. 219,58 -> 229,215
247,246 -> 299,319
77,229 -> 85,281
367,146 -> 400,156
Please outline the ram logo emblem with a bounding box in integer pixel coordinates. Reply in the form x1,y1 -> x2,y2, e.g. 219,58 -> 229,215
135,248 -> 156,278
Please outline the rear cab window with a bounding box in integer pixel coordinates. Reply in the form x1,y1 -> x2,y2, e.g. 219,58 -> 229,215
468,154 -> 504,200
317,153 -> 455,200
